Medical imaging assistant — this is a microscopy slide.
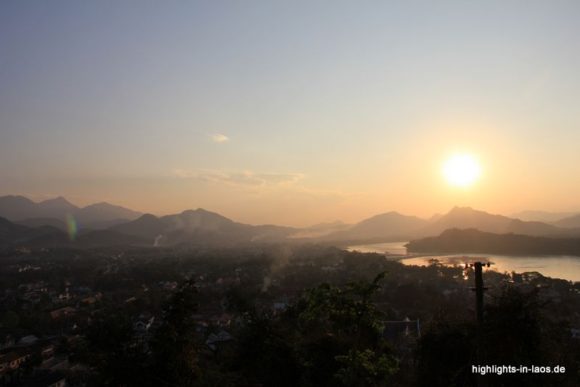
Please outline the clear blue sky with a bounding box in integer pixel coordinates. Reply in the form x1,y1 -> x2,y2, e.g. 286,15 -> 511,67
1,1 -> 580,225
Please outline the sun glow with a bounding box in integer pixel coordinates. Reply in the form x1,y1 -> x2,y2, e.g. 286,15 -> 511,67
442,154 -> 481,188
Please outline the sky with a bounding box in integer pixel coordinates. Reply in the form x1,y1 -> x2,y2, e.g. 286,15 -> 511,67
1,1 -> 580,226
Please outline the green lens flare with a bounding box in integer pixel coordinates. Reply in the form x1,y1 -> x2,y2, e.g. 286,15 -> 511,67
65,214 -> 77,241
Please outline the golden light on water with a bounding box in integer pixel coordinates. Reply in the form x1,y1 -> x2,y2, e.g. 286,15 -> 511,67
442,154 -> 481,188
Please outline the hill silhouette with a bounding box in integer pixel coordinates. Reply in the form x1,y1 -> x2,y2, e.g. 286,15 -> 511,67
314,207 -> 580,244
420,206 -> 576,238
0,216 -> 68,246
112,209 -> 297,246
3,194 -> 580,247
0,216 -> 148,248
0,195 -> 142,229
407,228 -> 580,256
511,210 -> 578,223
554,214 -> 580,228
16,217 -> 67,231
320,212 -> 427,243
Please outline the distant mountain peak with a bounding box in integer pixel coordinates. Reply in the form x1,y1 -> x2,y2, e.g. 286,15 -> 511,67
364,211 -> 406,220
53,196 -> 69,202
381,210 -> 402,216
85,202 -> 110,207
0,194 -> 142,227
443,206 -> 503,220
438,206 -> 508,222
0,196 -> 38,221
511,210 -> 579,223
75,201 -> 142,227
39,196 -> 77,208
83,201 -> 133,210
555,213 -> 580,229
181,208 -> 230,218
448,206 -> 477,214
138,213 -> 159,221
318,210 -> 428,242
422,206 -> 569,238
183,208 -> 216,215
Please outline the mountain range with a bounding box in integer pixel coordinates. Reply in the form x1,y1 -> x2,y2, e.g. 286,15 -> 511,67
0,215 -> 147,248
318,212 -> 428,243
1,195 -> 580,248
0,195 -> 142,229
510,210 -> 579,223
111,209 -> 297,246
0,216 -> 66,247
406,228 -> 580,256
554,214 -> 580,229
317,206 -> 580,244
420,206 -> 575,237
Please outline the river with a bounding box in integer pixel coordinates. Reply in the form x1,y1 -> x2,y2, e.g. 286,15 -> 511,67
346,242 -> 580,283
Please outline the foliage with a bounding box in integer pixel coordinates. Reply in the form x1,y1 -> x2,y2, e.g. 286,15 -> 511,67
335,349 -> 399,387
417,286 -> 578,386
225,271 -> 399,387
149,278 -> 200,386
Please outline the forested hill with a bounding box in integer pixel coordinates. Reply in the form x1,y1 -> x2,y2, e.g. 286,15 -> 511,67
406,228 -> 580,256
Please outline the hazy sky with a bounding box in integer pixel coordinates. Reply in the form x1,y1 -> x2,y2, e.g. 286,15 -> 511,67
1,1 -> 580,226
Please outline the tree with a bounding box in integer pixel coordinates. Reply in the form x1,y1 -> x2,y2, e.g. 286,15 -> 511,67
289,272 -> 398,386
416,321 -> 476,386
417,286 -> 577,386
149,278 -> 200,386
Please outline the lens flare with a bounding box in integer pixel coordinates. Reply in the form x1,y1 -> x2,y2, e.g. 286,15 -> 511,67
65,214 -> 78,241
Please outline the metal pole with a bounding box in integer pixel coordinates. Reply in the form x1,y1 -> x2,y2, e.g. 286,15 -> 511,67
472,261 -> 487,387
474,262 -> 484,325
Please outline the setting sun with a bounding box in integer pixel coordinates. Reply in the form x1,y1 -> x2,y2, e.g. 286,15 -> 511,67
442,154 -> 482,188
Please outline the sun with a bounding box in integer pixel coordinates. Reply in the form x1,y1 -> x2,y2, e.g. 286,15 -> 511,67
442,154 -> 481,188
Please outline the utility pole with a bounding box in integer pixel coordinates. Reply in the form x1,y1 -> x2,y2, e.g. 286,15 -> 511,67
468,261 -> 489,387
467,261 -> 489,325
474,262 -> 485,325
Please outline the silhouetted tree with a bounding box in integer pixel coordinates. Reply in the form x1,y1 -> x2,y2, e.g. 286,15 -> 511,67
417,286 -> 577,386
149,278 -> 200,386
